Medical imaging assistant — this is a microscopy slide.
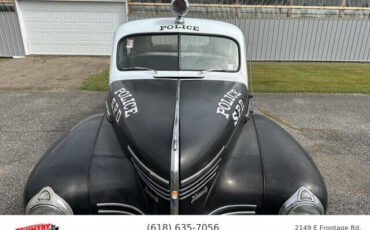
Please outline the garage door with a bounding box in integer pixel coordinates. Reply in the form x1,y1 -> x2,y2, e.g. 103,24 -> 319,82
18,0 -> 126,55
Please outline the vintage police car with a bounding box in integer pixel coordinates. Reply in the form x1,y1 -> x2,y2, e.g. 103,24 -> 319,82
24,0 -> 327,215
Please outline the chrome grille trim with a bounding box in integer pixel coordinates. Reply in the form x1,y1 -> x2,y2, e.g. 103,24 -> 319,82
133,163 -> 170,200
132,161 -> 170,193
181,146 -> 224,186
97,203 -> 145,215
134,164 -> 170,200
127,145 -> 171,201
98,210 -> 134,215
222,211 -> 256,215
127,145 -> 169,185
180,172 -> 217,200
180,159 -> 220,193
208,204 -> 257,215
178,147 -> 222,201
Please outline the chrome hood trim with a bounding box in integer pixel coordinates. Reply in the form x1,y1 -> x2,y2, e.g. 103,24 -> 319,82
170,80 -> 181,214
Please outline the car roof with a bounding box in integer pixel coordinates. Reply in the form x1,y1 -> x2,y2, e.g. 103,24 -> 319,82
114,17 -> 244,42
109,17 -> 248,86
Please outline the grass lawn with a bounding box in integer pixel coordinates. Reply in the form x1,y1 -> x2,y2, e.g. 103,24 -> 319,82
81,62 -> 370,94
80,69 -> 109,91
251,62 -> 370,94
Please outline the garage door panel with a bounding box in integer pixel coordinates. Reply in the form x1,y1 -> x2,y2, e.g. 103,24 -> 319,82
20,0 -> 125,55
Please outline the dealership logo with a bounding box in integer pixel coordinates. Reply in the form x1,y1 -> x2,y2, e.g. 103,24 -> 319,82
16,224 -> 59,230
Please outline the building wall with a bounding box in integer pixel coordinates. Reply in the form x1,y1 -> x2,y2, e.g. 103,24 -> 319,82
231,18 -> 370,61
129,15 -> 370,62
2,0 -> 369,61
0,11 -> 25,57
17,0 -> 126,55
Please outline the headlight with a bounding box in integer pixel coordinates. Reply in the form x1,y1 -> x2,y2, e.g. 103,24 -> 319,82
25,187 -> 73,215
279,186 -> 324,215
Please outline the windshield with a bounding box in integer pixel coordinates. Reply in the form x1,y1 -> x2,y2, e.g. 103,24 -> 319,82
117,34 -> 239,72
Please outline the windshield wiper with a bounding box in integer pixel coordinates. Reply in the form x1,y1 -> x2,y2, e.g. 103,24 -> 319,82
202,69 -> 234,73
121,67 -> 157,73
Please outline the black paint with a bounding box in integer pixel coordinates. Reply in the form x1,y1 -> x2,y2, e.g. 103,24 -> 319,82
24,79 -> 327,214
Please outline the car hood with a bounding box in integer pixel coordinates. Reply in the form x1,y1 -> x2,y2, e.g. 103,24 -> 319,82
107,79 -> 248,184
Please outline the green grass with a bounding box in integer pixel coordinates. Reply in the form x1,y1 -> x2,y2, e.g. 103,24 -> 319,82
80,69 -> 109,91
251,62 -> 370,94
80,62 -> 370,94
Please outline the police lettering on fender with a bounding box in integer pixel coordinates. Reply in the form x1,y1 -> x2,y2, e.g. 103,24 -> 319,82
216,88 -> 242,120
111,87 -> 138,123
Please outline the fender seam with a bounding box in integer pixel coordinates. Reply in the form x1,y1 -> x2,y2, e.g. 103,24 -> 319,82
251,114 -> 266,214
87,113 -> 105,214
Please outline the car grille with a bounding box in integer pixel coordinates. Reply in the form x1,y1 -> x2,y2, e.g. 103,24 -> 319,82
179,147 -> 224,200
127,145 -> 223,202
128,146 -> 170,201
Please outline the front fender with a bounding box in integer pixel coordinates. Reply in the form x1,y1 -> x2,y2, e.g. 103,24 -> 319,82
203,115 -> 264,214
24,114 -> 104,214
24,114 -> 148,214
253,114 -> 328,214
204,114 -> 327,215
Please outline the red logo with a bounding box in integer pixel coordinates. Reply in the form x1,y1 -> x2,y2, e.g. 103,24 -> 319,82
16,224 -> 59,230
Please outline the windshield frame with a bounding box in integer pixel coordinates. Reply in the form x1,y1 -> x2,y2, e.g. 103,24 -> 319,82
116,32 -> 241,73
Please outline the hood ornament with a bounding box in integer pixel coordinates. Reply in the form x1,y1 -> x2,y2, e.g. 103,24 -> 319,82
171,0 -> 189,24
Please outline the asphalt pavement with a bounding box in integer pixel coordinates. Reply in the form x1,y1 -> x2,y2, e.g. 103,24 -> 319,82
0,91 -> 368,214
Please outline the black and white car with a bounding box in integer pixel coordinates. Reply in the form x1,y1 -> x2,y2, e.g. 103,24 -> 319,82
24,0 -> 327,215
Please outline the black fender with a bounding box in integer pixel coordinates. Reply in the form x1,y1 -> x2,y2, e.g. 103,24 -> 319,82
25,112 -> 327,215
204,114 -> 327,214
252,114 -> 327,214
24,114 -> 147,214
203,114 -> 263,214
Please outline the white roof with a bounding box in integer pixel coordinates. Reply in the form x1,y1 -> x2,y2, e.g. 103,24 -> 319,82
110,17 -> 248,86
114,17 -> 244,42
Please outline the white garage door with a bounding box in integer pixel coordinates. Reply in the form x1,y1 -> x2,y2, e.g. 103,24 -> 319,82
19,0 -> 126,55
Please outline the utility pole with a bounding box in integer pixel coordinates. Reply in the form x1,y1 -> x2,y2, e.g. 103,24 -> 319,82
339,0 -> 346,18
287,0 -> 293,17
235,0 -> 240,17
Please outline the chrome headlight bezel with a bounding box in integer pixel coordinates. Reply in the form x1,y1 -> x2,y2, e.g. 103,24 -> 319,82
279,186 -> 325,215
26,187 -> 73,215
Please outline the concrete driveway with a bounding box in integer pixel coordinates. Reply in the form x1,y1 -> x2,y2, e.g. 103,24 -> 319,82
253,94 -> 370,215
0,91 -> 368,214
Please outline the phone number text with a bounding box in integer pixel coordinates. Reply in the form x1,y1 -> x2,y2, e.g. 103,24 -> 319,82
147,223 -> 220,230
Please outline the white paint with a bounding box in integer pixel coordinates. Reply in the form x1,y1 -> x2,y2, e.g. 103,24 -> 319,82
114,87 -> 138,119
216,89 -> 242,120
18,0 -> 125,55
232,99 -> 244,126
109,17 -> 249,87
15,0 -> 29,55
